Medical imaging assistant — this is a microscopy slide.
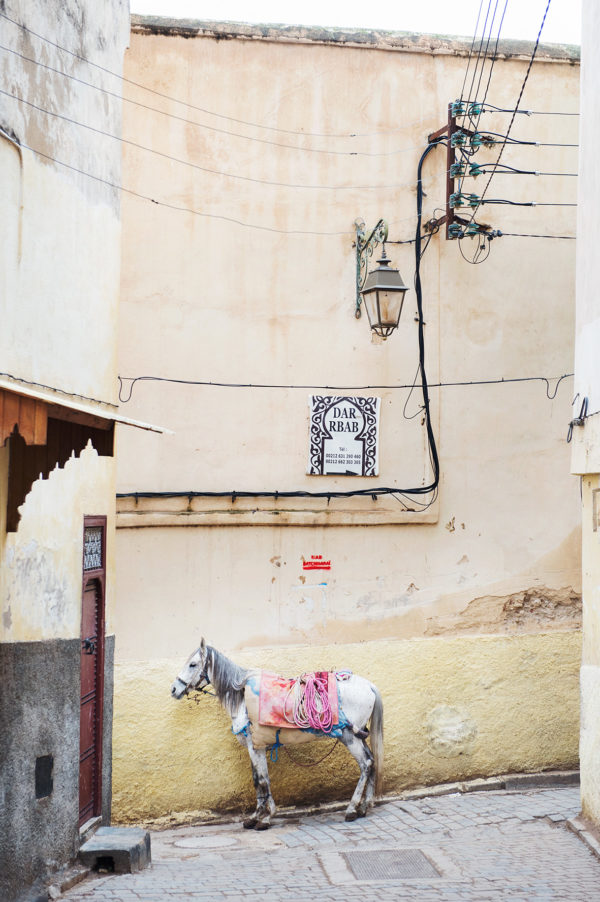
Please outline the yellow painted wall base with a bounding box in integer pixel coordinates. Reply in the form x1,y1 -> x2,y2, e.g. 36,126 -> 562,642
112,631 -> 581,823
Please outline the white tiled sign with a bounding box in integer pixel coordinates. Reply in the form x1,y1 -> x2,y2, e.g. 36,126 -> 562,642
308,395 -> 380,476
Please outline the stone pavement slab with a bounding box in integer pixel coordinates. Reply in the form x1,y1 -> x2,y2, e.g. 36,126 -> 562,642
61,785 -> 600,901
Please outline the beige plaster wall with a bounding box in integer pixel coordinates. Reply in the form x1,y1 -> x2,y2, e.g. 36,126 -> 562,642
115,23 -> 581,818
579,472 -> 600,825
0,0 -> 128,645
573,0 -> 600,826
0,445 -> 116,643
0,0 -> 129,404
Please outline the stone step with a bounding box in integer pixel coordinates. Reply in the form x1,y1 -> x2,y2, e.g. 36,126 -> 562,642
79,826 -> 151,874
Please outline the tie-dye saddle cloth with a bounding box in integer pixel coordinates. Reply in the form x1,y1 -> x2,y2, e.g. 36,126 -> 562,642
257,670 -> 339,731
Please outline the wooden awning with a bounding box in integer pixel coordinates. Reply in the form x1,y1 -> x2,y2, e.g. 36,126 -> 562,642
0,388 -> 47,446
0,377 -> 169,446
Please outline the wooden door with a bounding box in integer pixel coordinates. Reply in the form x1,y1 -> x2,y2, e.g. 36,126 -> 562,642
79,517 -> 106,827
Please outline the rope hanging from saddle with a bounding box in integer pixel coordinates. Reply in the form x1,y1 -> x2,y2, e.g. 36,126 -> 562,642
283,672 -> 334,733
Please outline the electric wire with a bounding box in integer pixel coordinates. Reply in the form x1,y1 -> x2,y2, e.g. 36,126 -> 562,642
0,41 -> 441,143
0,62 -> 578,193
459,233 -> 491,264
465,0 -> 495,115
0,85 -> 433,192
124,137 -> 449,501
0,81 -> 416,161
500,232 -> 575,239
13,136 -> 440,236
2,11 -> 578,141
3,84 -> 575,250
0,11 -> 435,141
469,164 -> 577,176
478,199 -> 576,206
480,103 -> 579,116
471,0 -> 554,224
471,0 -> 502,117
117,373 -> 573,403
473,0 -> 509,132
459,0 -> 486,104
450,130 -> 578,148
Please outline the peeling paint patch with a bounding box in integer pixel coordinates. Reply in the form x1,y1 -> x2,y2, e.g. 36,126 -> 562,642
426,586 -> 582,637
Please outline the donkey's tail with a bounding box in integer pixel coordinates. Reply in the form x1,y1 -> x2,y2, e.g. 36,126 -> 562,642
369,684 -> 384,797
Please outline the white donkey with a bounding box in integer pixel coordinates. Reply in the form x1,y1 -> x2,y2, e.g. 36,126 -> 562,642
171,639 -> 384,829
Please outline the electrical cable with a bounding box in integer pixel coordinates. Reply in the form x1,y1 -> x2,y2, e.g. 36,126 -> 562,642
459,0 -> 486,104
478,199 -> 576,206
0,85 -> 432,192
451,129 -> 577,148
500,232 -> 575,239
117,373 -> 573,403
0,81 -> 418,161
12,136 -> 437,236
116,360 -> 572,503
412,155 -> 445,502
470,0 -> 554,224
465,0 -> 495,116
473,0 -> 509,133
121,139 -> 448,502
469,164 -> 577,176
459,234 -> 492,264
0,41 -> 441,143
480,103 -> 579,116
471,0 -> 502,120
0,11 -> 436,141
2,80 -> 577,195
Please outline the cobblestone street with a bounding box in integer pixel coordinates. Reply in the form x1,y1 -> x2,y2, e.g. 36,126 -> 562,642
61,783 -> 600,901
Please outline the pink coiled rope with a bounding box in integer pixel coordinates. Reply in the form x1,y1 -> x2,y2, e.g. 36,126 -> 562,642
284,672 -> 334,733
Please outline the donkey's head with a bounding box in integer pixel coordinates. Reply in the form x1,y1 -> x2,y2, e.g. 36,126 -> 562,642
171,637 -> 210,699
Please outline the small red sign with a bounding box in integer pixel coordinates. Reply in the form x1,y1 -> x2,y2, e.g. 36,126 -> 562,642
302,555 -> 331,571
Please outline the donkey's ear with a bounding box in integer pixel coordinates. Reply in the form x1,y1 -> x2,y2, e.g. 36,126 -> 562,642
200,637 -> 206,653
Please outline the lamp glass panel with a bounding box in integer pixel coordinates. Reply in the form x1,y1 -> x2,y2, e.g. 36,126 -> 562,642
377,290 -> 403,326
363,292 -> 379,330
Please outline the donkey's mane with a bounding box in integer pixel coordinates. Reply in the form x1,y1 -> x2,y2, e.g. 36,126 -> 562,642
207,646 -> 249,715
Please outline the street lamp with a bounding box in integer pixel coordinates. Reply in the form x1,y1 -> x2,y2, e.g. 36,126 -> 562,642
355,219 -> 409,340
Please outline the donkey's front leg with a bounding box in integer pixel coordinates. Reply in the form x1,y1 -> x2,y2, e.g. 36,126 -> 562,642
241,737 -> 276,830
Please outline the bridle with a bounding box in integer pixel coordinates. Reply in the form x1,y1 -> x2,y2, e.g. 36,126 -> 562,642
186,652 -> 215,697
172,647 -> 219,701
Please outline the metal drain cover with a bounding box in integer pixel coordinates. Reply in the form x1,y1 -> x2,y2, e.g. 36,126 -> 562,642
343,849 -> 441,881
174,835 -> 237,849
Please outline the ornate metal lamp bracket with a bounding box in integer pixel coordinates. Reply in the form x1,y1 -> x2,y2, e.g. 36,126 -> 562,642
354,218 -> 388,318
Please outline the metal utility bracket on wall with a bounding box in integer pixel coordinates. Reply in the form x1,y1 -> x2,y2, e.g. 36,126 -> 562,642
426,102 -> 490,240
354,218 -> 388,318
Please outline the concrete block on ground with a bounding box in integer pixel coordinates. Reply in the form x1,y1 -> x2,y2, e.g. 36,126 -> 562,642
503,770 -> 580,790
79,826 -> 151,873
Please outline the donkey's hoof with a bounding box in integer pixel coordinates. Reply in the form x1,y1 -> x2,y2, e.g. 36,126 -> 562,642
344,811 -> 358,822
255,821 -> 271,831
243,817 -> 258,829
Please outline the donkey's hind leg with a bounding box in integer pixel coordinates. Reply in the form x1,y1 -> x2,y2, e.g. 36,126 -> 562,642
241,737 -> 276,830
357,742 -> 376,817
339,727 -> 374,821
